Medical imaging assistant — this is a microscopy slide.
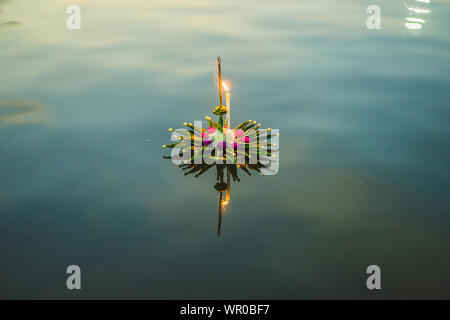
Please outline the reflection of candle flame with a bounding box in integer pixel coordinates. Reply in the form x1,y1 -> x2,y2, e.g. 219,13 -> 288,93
222,81 -> 230,92
221,200 -> 229,207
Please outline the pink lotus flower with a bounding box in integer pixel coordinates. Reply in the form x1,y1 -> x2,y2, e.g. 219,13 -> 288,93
202,139 -> 212,146
234,129 -> 244,138
207,127 -> 216,134
241,136 -> 250,143
201,132 -> 209,139
217,141 -> 227,150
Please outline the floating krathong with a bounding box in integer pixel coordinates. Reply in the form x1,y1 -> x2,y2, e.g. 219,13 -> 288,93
163,57 -> 278,235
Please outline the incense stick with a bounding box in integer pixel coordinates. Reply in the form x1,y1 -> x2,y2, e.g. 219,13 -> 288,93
217,57 -> 223,107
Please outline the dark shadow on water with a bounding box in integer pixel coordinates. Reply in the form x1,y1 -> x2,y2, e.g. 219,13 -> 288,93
0,99 -> 49,125
0,0 -> 19,28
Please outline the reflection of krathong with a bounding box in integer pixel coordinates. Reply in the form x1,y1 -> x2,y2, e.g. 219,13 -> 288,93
163,57 -> 278,236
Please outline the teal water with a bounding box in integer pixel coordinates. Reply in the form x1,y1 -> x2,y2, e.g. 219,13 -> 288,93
0,0 -> 449,299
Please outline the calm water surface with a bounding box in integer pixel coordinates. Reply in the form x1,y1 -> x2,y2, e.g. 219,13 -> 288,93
0,0 -> 449,299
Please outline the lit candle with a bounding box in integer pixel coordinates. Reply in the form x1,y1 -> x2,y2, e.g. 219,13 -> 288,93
222,81 -> 230,128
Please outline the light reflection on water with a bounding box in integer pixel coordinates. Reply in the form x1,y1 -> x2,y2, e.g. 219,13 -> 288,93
0,0 -> 449,299
405,0 -> 432,30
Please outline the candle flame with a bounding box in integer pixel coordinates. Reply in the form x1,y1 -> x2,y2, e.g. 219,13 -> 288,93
222,81 -> 230,92
221,200 -> 229,207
